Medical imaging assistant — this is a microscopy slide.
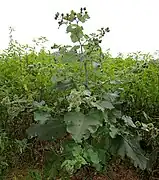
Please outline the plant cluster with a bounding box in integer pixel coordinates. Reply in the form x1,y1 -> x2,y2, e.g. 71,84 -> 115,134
0,7 -> 159,179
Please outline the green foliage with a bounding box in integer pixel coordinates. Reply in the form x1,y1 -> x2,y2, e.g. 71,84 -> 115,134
0,7 -> 158,179
27,116 -> 66,141
64,110 -> 102,143
26,170 -> 42,180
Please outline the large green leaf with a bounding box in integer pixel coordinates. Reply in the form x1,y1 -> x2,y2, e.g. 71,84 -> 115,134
84,148 -> 100,164
66,25 -> 73,33
61,52 -> 79,63
111,136 -> 148,170
99,101 -> 115,110
64,110 -> 102,142
70,33 -> 78,43
103,92 -> 120,102
123,138 -> 148,170
26,119 -> 66,140
91,100 -> 115,112
34,111 -> 51,125
69,25 -> 83,43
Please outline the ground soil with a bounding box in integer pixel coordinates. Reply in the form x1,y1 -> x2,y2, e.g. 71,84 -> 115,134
4,139 -> 159,180
71,160 -> 140,180
6,163 -> 140,180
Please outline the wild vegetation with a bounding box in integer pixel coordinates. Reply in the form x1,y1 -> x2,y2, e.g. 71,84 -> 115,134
0,8 -> 159,179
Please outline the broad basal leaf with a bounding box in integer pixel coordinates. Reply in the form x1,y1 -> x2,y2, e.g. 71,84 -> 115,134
146,149 -> 158,171
116,137 -> 148,170
26,119 -> 66,140
123,138 -> 148,170
64,110 -> 102,143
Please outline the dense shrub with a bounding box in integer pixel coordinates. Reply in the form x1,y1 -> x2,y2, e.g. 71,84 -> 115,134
0,8 -> 158,179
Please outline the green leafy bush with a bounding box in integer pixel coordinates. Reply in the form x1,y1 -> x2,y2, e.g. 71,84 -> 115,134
0,7 -> 158,179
